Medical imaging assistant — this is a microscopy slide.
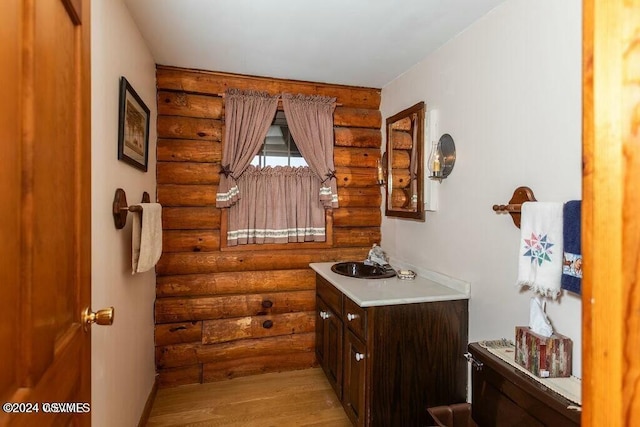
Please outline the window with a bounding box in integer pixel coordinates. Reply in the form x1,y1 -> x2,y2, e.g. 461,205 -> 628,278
251,111 -> 308,167
218,90 -> 337,250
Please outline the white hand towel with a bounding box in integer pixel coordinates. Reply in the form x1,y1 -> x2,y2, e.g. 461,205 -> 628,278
517,202 -> 563,299
132,203 -> 163,274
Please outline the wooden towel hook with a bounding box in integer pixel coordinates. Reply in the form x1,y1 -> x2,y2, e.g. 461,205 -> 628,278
492,186 -> 537,228
112,188 -> 151,229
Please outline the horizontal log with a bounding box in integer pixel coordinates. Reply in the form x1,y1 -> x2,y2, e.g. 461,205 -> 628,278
334,147 -> 380,168
158,164 -> 377,189
157,139 -> 221,163
389,150 -> 410,169
163,230 -> 220,253
157,91 -> 223,119
335,166 -> 377,188
157,162 -> 220,185
391,130 -> 413,150
155,321 -> 203,346
157,115 -> 222,141
333,207 -> 381,228
202,312 -> 315,344
337,187 -> 382,208
334,127 -> 381,148
390,168 -> 412,188
390,188 -> 411,209
334,107 -> 381,129
202,352 -> 316,382
155,290 -> 315,324
156,269 -> 316,298
156,247 -> 369,276
162,207 -> 221,230
157,66 -> 381,110
157,90 -> 379,129
157,365 -> 202,388
158,184 -> 217,207
156,332 -> 315,368
333,227 -> 381,247
391,116 -> 412,131
159,180 -> 381,207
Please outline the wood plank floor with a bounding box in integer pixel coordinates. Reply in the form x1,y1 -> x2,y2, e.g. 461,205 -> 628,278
146,368 -> 352,426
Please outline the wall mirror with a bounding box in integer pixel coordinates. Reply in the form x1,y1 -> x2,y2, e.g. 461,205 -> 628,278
384,101 -> 425,221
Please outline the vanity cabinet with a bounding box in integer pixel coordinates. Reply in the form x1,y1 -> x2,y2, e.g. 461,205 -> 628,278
467,342 -> 580,426
315,274 -> 469,426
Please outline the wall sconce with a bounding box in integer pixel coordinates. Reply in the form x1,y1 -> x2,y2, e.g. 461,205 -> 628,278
428,133 -> 456,182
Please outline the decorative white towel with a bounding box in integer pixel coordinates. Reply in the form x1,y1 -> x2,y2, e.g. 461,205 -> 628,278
517,202 -> 563,299
132,203 -> 163,274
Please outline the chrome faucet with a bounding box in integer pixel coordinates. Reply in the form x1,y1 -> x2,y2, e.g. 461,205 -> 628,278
364,244 -> 394,272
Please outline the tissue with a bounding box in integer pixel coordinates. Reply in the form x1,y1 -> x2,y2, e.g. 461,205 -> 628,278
529,296 -> 553,338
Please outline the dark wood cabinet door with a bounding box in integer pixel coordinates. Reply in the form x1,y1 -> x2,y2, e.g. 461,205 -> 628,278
325,306 -> 344,399
317,296 -> 343,399
369,300 -> 468,426
343,330 -> 367,427
316,297 -> 327,367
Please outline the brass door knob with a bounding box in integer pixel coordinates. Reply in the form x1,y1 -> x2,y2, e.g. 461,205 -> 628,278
81,306 -> 114,332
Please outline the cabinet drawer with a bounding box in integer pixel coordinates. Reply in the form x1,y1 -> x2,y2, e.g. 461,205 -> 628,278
317,275 -> 343,319
344,297 -> 366,340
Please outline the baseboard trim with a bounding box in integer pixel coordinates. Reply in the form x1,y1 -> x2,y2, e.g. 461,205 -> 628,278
138,376 -> 159,427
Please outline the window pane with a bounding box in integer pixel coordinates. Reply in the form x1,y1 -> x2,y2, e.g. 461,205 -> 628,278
253,115 -> 307,167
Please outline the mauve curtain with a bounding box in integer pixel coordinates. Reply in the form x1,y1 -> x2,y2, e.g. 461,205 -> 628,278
228,166 -> 326,246
216,89 -> 279,208
281,93 -> 338,208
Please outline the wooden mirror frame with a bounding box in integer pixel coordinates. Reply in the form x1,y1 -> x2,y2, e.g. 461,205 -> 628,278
384,101 -> 425,221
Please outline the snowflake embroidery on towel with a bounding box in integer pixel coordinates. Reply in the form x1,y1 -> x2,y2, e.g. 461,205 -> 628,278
523,233 -> 554,266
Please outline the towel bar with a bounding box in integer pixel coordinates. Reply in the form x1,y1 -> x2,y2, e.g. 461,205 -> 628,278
492,186 -> 536,228
113,188 -> 151,229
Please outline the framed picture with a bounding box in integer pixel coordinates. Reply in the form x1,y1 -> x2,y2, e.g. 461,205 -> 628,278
118,76 -> 150,172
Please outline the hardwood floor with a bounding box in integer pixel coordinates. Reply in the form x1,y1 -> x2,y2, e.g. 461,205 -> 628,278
146,368 -> 352,426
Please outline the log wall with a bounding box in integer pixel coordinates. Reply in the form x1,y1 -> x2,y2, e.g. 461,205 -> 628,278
155,66 -> 383,387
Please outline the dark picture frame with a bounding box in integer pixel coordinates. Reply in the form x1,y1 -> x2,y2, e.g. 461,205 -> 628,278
118,76 -> 150,172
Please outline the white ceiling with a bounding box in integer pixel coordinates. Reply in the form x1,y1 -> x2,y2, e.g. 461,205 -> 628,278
123,0 -> 507,88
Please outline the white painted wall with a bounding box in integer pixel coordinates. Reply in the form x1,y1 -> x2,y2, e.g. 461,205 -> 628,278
91,0 -> 157,424
381,0 -> 582,377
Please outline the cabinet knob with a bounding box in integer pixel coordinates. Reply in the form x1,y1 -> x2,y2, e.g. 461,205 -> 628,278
319,310 -> 330,320
355,352 -> 365,362
347,313 -> 359,322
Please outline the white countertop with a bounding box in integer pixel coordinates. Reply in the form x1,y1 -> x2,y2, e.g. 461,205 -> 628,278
310,262 -> 470,307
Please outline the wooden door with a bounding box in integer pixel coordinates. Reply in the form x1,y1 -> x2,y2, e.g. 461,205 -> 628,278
583,0 -> 640,425
0,0 -> 91,426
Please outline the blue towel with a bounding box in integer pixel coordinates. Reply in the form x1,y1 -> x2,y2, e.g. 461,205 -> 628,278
561,201 -> 582,294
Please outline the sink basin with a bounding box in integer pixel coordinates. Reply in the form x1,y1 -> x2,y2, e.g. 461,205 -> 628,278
331,261 -> 396,279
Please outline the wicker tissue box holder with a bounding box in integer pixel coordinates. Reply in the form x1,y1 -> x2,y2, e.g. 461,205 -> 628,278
515,326 -> 572,378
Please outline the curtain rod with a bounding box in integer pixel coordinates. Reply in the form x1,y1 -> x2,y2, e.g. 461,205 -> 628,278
217,93 -> 342,107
